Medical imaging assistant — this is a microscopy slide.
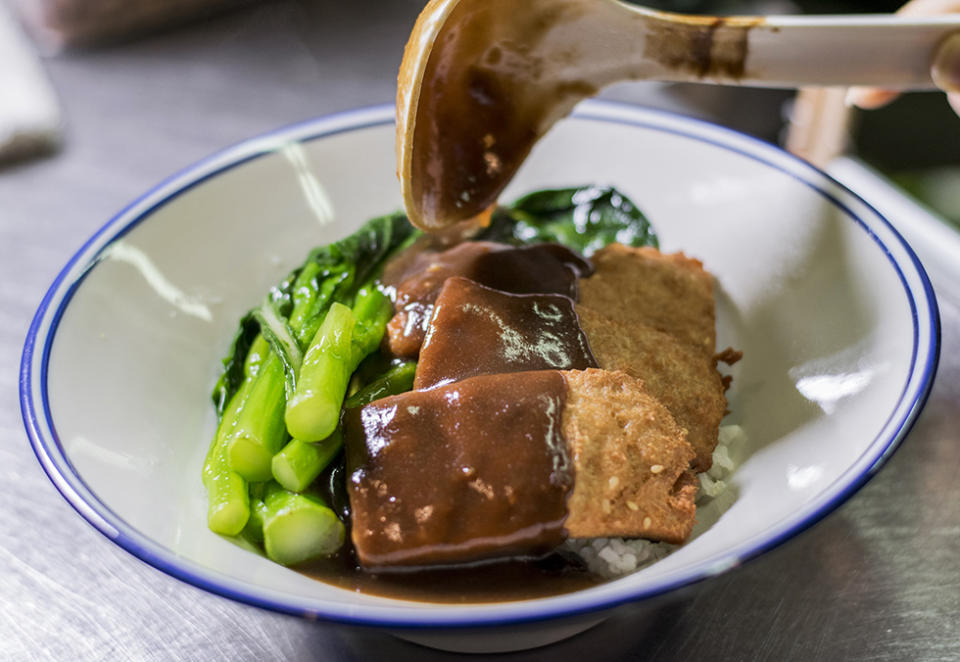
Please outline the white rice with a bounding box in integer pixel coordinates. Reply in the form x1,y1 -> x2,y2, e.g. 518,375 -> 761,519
561,424 -> 746,579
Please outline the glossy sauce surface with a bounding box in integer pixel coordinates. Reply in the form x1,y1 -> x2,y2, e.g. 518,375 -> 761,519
300,547 -> 598,603
406,0 -> 597,229
383,241 -> 591,357
415,276 -> 597,390
345,371 -> 572,568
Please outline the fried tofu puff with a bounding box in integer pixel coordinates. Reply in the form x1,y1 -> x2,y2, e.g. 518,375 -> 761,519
575,306 -> 726,473
576,244 -> 725,471
578,244 -> 716,356
562,369 -> 697,544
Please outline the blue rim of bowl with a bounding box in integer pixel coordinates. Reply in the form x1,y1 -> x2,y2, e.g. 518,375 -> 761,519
20,101 -> 940,629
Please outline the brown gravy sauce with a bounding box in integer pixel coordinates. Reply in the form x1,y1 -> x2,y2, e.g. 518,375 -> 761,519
383,241 -> 591,357
641,14 -> 764,81
415,276 -> 597,390
300,546 -> 599,604
345,371 -> 572,569
409,0 -> 597,228
304,434 -> 599,603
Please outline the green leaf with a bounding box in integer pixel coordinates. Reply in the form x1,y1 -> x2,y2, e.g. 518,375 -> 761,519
481,185 -> 658,255
211,313 -> 260,419
305,211 -> 416,286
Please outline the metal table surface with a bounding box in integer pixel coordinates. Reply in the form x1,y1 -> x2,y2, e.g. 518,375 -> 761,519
1,2 -> 958,660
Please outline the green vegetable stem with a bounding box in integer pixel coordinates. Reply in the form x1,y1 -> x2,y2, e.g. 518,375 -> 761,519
202,335 -> 270,535
344,360 -> 417,409
240,482 -> 267,544
285,302 -> 356,441
224,262 -> 324,482
272,432 -> 343,493
245,481 -> 345,566
271,358 -> 416,492
226,355 -> 290,481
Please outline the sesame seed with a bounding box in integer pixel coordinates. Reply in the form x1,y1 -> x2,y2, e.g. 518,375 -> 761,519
602,499 -> 612,514
608,476 -> 619,490
642,516 -> 652,528
627,501 -> 639,511
650,464 -> 665,474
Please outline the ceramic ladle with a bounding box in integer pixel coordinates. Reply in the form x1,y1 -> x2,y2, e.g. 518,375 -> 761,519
397,0 -> 960,231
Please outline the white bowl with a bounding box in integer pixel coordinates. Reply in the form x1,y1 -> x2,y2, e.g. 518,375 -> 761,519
20,102 -> 939,653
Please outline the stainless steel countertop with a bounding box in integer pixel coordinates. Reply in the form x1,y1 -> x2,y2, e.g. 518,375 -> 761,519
2,2 -> 958,659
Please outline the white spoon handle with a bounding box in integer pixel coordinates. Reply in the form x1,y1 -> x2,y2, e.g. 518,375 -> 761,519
741,15 -> 960,89
554,7 -> 960,91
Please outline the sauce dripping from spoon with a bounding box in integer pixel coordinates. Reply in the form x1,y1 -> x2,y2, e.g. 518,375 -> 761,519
397,0 -> 958,231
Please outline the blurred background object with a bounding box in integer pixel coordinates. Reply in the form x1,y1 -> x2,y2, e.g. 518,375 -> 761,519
637,0 -> 901,11
784,88 -> 852,166
854,91 -> 960,228
2,0 -> 911,50
10,0 -> 256,49
0,2 -> 61,163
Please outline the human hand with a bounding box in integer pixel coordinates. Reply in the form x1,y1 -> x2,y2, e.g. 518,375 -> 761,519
846,0 -> 960,114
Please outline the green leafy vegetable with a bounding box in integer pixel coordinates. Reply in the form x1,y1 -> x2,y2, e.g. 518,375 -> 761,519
482,185 -> 658,255
211,313 -> 259,419
211,212 -> 414,419
305,211 -> 414,282
202,335 -> 270,535
204,211 -> 414,537
285,302 -> 356,442
211,267 -> 303,418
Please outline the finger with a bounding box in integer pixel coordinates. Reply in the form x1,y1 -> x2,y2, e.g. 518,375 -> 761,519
947,91 -> 960,114
847,0 -> 960,108
897,0 -> 960,15
845,87 -> 901,110
932,32 -> 960,92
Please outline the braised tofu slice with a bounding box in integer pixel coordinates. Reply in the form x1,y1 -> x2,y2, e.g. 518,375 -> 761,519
345,371 -> 572,569
415,276 -> 596,390
384,241 -> 590,358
